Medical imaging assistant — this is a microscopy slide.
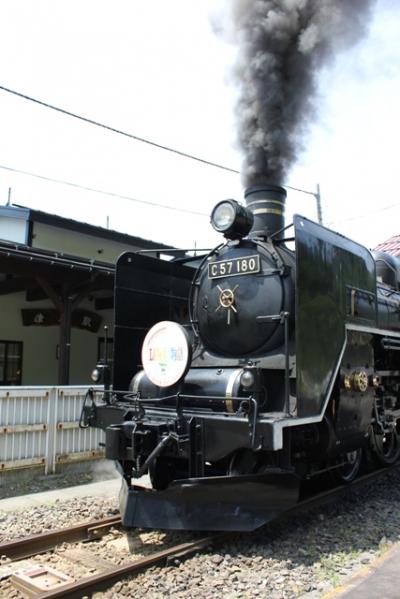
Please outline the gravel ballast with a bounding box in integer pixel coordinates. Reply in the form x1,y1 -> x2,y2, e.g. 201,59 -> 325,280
1,468 -> 400,598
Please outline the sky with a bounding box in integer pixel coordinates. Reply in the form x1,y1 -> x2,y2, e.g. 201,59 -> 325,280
0,0 -> 399,251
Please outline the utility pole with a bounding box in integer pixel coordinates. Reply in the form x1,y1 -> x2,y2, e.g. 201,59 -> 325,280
315,183 -> 323,225
286,182 -> 323,225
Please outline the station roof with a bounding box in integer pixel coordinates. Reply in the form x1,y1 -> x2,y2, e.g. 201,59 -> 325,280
1,203 -> 172,251
0,237 -> 115,297
0,205 -> 182,298
374,235 -> 400,256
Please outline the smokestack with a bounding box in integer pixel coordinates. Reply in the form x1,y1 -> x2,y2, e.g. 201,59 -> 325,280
244,183 -> 286,239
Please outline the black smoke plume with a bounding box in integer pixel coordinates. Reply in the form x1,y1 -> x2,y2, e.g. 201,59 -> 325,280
231,0 -> 376,187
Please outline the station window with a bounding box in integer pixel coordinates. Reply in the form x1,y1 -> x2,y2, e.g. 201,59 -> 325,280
0,340 -> 23,385
97,337 -> 114,362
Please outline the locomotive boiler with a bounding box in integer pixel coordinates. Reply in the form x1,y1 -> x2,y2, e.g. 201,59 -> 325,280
83,183 -> 400,531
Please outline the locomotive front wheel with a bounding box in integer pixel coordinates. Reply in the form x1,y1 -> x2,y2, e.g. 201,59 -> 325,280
332,449 -> 362,483
370,428 -> 400,465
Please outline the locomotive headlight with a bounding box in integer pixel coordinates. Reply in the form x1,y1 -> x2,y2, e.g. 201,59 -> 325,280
212,201 -> 236,231
211,200 -> 253,239
240,369 -> 255,389
91,367 -> 101,383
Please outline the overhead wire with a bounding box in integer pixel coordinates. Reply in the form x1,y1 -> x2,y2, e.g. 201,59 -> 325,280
4,157 -> 395,227
7,160 -> 394,228
0,84 -> 321,200
326,201 -> 399,226
0,84 -> 239,175
0,164 -> 209,217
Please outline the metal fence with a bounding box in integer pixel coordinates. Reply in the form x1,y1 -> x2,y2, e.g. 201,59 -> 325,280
0,386 -> 104,474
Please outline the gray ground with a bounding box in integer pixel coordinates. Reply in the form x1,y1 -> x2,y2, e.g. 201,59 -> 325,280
0,459 -> 119,499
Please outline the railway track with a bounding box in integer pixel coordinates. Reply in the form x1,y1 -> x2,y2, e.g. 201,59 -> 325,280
36,533 -> 228,599
0,515 -> 122,561
1,464 -> 397,598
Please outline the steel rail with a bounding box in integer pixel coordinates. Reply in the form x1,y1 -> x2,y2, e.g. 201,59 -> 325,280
285,463 -> 400,519
0,515 -> 122,561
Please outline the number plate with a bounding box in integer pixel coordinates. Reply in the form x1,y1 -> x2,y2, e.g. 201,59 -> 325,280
208,255 -> 260,279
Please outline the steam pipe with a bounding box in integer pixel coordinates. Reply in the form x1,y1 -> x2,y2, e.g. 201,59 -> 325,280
133,433 -> 173,478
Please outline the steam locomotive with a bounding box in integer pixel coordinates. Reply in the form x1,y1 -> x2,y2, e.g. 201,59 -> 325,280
83,183 -> 400,531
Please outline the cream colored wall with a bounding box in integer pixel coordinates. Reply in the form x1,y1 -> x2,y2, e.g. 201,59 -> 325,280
32,222 -> 143,264
0,216 -> 28,244
0,291 -> 113,385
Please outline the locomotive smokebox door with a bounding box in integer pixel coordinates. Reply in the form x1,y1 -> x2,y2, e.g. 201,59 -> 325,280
113,252 -> 194,392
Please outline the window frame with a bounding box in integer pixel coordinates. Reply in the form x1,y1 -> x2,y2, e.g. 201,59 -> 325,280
0,340 -> 23,385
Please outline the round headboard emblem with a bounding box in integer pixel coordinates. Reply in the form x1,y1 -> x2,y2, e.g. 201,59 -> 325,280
141,321 -> 191,387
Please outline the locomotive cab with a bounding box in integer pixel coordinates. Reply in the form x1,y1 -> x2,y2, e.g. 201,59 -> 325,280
373,250 -> 400,289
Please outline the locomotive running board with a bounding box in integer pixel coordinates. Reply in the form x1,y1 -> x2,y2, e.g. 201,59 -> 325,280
119,470 -> 299,532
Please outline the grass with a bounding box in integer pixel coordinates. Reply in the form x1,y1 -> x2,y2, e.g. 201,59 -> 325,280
317,549 -> 362,587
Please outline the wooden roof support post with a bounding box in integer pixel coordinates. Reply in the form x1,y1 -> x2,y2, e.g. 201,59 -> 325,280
37,277 -> 72,386
58,292 -> 73,385
58,283 -> 92,386
36,274 -> 110,385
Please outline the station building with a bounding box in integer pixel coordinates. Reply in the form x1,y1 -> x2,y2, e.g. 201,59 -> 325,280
0,204 -> 173,386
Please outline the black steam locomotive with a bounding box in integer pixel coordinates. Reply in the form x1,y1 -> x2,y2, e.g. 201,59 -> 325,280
83,184 -> 400,531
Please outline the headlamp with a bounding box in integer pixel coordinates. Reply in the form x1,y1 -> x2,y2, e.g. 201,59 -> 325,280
240,369 -> 255,389
210,200 -> 253,239
90,362 -> 111,391
91,368 -> 101,383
